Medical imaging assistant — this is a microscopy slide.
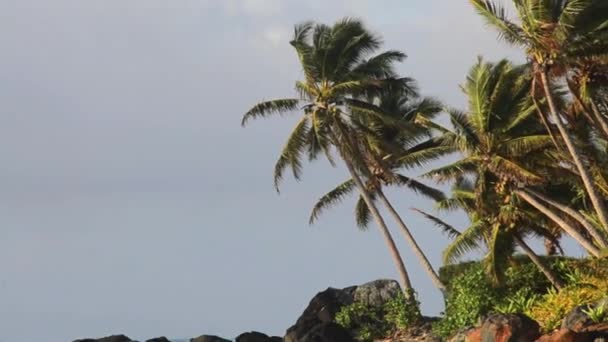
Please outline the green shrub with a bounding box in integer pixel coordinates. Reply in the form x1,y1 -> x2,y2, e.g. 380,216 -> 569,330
434,257 -> 608,338
335,290 -> 421,341
433,266 -> 500,338
527,272 -> 608,331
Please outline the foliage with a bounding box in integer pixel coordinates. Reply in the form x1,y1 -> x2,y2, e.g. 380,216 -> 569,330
582,304 -> 608,324
434,257 -> 608,337
526,275 -> 608,331
335,290 -> 421,341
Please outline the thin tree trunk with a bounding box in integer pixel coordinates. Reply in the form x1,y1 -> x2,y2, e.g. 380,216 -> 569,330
515,189 -> 601,257
540,69 -> 608,233
590,100 -> 608,140
341,157 -> 413,293
513,234 -> 564,290
532,75 -> 561,150
526,189 -> 608,248
376,190 -> 447,293
330,124 -> 413,293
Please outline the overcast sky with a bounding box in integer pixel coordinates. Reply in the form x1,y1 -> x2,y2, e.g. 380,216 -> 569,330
0,1 -> 588,341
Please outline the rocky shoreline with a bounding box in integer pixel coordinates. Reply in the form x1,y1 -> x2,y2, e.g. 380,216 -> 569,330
74,279 -> 608,342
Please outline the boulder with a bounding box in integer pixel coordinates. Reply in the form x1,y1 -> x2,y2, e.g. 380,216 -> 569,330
146,338 -> 171,342
293,322 -> 354,342
563,298 -> 608,332
284,279 -> 399,342
235,331 -> 282,342
190,335 -> 231,342
353,279 -> 401,307
74,335 -> 134,342
446,327 -> 478,342
479,313 -> 540,342
535,329 -> 580,342
535,326 -> 608,342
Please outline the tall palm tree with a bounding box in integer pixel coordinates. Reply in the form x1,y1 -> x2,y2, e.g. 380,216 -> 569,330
242,18 -> 419,292
470,0 -> 608,232
419,58 -> 601,259
309,91 -> 450,292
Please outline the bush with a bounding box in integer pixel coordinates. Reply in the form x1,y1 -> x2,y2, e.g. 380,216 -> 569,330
335,290 -> 421,341
432,266 -> 500,338
434,257 -> 608,338
526,264 -> 608,331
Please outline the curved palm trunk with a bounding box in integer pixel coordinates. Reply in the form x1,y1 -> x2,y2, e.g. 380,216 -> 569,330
331,123 -> 413,293
342,158 -> 413,293
526,189 -> 608,248
513,234 -> 564,290
515,189 -> 601,257
540,70 -> 608,232
376,190 -> 447,293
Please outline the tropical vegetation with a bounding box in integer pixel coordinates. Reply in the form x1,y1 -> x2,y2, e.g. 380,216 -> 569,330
243,0 -> 608,339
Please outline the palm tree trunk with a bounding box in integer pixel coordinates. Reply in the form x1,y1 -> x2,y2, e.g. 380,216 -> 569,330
590,100 -> 608,140
526,189 -> 608,248
376,190 -> 447,293
341,157 -> 413,293
532,76 -> 561,149
539,69 -> 608,233
513,234 -> 564,290
515,189 -> 601,257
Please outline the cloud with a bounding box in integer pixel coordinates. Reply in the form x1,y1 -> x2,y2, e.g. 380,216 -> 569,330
262,27 -> 290,47
222,0 -> 283,16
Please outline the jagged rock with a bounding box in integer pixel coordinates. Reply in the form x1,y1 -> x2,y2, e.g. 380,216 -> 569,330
563,298 -> 608,332
353,279 -> 401,307
146,338 -> 171,342
284,280 -> 399,342
535,325 -> 608,342
73,335 -> 134,342
190,335 -> 231,342
235,331 -> 282,342
294,322 -> 354,342
478,313 -> 540,342
446,327 -> 477,342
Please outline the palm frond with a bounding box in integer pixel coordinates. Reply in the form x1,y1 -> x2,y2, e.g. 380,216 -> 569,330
273,116 -> 310,191
309,179 -> 356,224
355,195 -> 373,230
242,99 -> 301,126
443,219 -> 487,264
395,174 -> 445,201
469,0 -> 526,46
411,208 -> 461,239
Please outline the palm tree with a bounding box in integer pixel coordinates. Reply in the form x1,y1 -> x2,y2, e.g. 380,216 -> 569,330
242,18 -> 419,293
413,179 -> 565,290
309,91 -> 450,292
417,59 -> 599,278
470,0 -> 608,232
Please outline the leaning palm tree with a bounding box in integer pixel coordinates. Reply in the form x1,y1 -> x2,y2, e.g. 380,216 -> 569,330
470,0 -> 608,232
242,18 -> 419,292
413,178 -> 565,290
309,91 -> 450,292
418,58 -> 602,258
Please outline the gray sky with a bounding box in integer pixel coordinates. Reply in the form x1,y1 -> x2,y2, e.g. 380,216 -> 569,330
0,1 -> 587,341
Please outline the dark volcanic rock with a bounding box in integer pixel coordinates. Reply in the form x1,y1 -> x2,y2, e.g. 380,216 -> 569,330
294,322 -> 354,342
190,335 -> 231,342
563,298 -> 608,332
146,338 -> 171,342
284,279 -> 399,342
478,313 -> 540,342
73,335 -> 134,342
235,331 -> 282,342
